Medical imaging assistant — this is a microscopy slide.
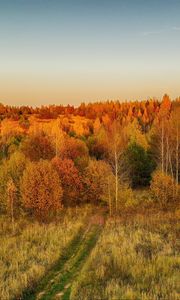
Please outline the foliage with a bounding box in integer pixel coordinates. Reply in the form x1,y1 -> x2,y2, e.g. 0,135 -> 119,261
118,184 -> 135,209
125,142 -> 155,187
150,170 -> 179,208
20,160 -> 62,219
52,157 -> 82,206
83,159 -> 114,205
59,136 -> 89,171
20,133 -> 55,161
0,151 -> 27,214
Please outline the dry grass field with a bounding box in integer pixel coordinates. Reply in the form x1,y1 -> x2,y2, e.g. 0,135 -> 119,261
71,210 -> 180,300
0,206 -> 92,300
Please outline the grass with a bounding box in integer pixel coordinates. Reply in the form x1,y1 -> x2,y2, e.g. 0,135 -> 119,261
32,224 -> 102,300
24,213 -> 105,300
70,210 -> 180,300
1,203 -> 179,300
0,206 -> 92,300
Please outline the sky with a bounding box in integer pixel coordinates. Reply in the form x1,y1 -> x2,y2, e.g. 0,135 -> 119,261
0,0 -> 180,106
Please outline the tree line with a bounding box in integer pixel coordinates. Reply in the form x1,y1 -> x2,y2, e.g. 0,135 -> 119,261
0,94 -> 179,222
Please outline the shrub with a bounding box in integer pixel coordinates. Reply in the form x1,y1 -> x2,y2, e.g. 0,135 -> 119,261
150,170 -> 177,208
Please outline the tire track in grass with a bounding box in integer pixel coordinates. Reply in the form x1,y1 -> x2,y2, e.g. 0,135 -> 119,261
24,215 -> 104,300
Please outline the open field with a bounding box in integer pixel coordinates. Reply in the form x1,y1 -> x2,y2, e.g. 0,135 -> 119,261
0,207 -> 179,300
71,210 -> 180,300
0,206 -> 92,300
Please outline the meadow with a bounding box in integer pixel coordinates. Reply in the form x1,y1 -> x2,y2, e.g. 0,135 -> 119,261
71,210 -> 180,300
0,206 -> 91,300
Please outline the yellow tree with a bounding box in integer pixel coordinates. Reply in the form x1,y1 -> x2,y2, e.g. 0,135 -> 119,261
7,178 -> 17,231
83,159 -> 114,216
106,121 -> 128,213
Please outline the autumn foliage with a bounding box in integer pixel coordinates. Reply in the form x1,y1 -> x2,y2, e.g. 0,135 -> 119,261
52,157 -> 82,206
150,170 -> 179,208
0,94 -> 179,219
20,160 -> 62,219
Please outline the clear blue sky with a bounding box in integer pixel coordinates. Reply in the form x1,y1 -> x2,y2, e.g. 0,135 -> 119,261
0,0 -> 180,106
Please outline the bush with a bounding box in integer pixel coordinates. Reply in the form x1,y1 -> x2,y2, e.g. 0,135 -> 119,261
118,184 -> 135,209
150,170 -> 178,208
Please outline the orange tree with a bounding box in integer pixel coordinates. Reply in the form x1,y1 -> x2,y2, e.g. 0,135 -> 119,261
150,170 -> 178,209
52,157 -> 82,206
20,160 -> 62,220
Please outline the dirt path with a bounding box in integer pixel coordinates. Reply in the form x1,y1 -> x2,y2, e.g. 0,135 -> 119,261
24,214 -> 104,300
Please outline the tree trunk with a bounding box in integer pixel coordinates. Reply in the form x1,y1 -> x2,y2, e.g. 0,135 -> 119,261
165,136 -> 169,175
115,148 -> 118,213
108,177 -> 112,217
10,195 -> 15,232
161,121 -> 164,173
176,125 -> 179,185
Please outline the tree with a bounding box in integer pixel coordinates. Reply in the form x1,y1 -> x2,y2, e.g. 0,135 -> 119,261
7,178 -> 17,231
21,132 -> 55,161
52,157 -> 82,206
83,159 -> 114,213
59,136 -> 89,171
150,98 -> 179,189
169,107 -> 180,188
93,117 -> 101,134
0,151 -> 27,214
155,94 -> 171,173
124,142 -> 155,187
150,170 -> 178,209
87,134 -> 108,160
106,121 -> 128,212
20,160 -> 62,220
123,119 -> 148,149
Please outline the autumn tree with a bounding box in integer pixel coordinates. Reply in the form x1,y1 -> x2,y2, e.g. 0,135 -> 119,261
52,157 -> 82,206
87,127 -> 108,160
47,119 -> 65,157
150,170 -> 178,209
150,96 -> 179,191
83,159 -> 114,214
59,136 -> 89,171
20,132 -> 55,161
106,120 -> 128,212
169,106 -> 180,188
0,151 -> 27,214
20,160 -> 62,220
123,119 -> 148,150
7,178 -> 17,231
152,94 -> 171,173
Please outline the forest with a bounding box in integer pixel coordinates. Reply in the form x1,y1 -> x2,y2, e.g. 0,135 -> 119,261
0,94 -> 179,300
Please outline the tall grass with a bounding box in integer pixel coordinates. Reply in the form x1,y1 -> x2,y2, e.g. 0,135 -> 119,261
0,206 -> 91,300
71,210 -> 180,300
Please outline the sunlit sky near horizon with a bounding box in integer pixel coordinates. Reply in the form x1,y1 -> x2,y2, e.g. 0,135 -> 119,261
0,0 -> 180,106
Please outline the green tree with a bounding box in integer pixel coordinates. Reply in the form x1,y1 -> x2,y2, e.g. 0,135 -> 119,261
125,142 -> 155,187
0,151 -> 27,214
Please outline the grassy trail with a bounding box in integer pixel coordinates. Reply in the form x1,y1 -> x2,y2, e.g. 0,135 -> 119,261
24,215 -> 104,300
